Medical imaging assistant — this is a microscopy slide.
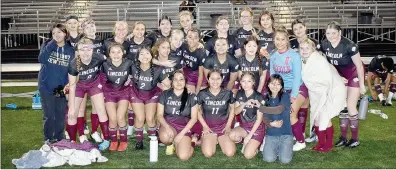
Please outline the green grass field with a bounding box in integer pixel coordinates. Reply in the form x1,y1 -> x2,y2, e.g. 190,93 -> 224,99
1,86 -> 396,169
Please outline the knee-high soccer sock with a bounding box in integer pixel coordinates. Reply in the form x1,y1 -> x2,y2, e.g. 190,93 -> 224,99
375,84 -> 384,101
66,124 -> 77,141
91,113 -> 99,133
291,123 -> 304,143
391,82 -> 396,93
298,108 -> 308,135
119,126 -> 128,142
109,127 -> 118,142
77,117 -> 85,136
135,127 -> 144,142
340,118 -> 349,138
349,118 -> 359,140
315,128 -> 326,149
148,127 -> 157,136
99,120 -> 109,141
325,125 -> 334,149
128,110 -> 135,127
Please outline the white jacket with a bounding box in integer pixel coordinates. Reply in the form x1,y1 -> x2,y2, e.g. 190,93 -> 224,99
301,51 -> 347,131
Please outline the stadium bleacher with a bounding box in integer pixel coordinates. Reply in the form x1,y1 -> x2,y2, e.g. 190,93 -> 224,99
1,0 -> 396,80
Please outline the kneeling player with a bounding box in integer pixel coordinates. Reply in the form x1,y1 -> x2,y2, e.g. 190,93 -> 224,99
197,69 -> 236,158
367,55 -> 395,106
157,70 -> 198,160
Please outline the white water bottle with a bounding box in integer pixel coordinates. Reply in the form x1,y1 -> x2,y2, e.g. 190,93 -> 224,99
358,95 -> 369,120
149,136 -> 158,162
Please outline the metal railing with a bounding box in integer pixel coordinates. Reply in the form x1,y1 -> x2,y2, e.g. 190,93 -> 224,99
1,0 -> 396,49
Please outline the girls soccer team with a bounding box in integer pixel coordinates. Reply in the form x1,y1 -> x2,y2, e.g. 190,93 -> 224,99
39,7 -> 395,163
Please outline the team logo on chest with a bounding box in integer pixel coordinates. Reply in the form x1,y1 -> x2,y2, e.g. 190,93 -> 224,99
285,57 -> 290,65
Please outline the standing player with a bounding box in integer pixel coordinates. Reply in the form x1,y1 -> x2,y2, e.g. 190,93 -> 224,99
130,47 -> 171,149
67,38 -> 110,150
197,69 -> 236,158
102,43 -> 133,152
39,23 -> 75,143
205,16 -> 242,58
78,18 -> 104,143
103,21 -> 129,56
147,16 -> 172,45
202,38 -> 239,93
269,27 -> 308,151
320,21 -> 366,148
290,19 -> 320,51
234,7 -> 258,48
157,70 -> 198,160
257,10 -> 275,58
126,22 -> 153,61
229,72 -> 265,159
238,36 -> 268,95
367,55 -> 395,106
300,39 -> 347,152
152,38 -> 183,77
179,10 -> 194,40
182,29 -> 207,94
65,15 -> 80,47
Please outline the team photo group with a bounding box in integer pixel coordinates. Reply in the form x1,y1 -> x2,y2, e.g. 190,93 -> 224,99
38,7 -> 396,164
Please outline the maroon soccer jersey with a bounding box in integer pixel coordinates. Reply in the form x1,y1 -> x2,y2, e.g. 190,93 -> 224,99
68,53 -> 106,83
235,90 -> 265,123
159,89 -> 198,125
101,59 -> 133,90
126,37 -> 153,62
238,55 -> 268,88
131,64 -> 167,91
203,54 -> 239,87
197,88 -> 235,126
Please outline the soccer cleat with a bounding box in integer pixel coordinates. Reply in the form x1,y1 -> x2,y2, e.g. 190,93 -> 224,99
91,131 -> 103,143
84,124 -> 90,135
346,139 -> 360,148
165,144 -> 175,155
293,142 -> 306,151
305,133 -> 318,143
381,100 -> 387,106
79,135 -> 88,143
334,136 -> 348,147
127,126 -> 134,136
99,140 -> 110,151
65,131 -> 70,140
385,101 -> 392,106
117,142 -> 128,152
135,141 -> 144,150
109,142 -> 118,152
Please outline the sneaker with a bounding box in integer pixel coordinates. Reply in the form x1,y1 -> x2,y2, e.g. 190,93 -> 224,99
79,135 -> 88,143
165,144 -> 175,155
109,142 -> 118,151
65,131 -> 70,140
84,124 -> 90,135
91,131 -> 103,143
292,142 -> 306,151
118,142 -> 128,152
335,136 -> 348,147
305,133 -> 318,143
385,102 -> 392,106
381,100 -> 387,106
99,140 -> 110,151
127,126 -> 134,136
135,141 -> 144,150
346,139 -> 360,148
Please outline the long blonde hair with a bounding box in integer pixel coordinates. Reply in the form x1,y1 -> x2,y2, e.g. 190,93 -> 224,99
72,38 -> 93,85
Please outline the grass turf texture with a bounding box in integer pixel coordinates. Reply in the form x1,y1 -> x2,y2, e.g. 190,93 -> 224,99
1,86 -> 396,169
